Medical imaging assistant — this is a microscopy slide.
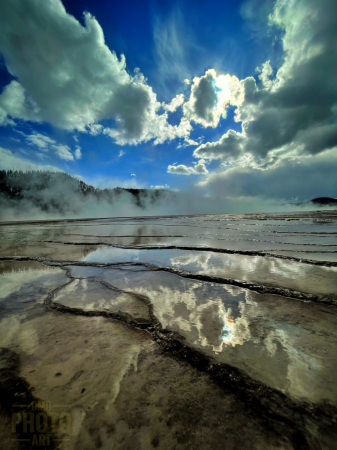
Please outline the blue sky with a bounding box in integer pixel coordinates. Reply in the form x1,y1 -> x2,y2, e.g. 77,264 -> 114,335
0,0 -> 336,203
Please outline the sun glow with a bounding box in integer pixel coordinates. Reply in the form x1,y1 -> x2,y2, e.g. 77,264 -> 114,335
215,73 -> 244,112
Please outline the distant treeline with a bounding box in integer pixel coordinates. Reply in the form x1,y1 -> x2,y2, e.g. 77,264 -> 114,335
0,169 -> 169,215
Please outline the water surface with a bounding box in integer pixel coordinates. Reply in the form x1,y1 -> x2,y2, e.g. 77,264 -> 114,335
1,210 -> 337,448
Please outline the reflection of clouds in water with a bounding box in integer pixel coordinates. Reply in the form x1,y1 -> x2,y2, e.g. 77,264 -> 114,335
0,315 -> 22,347
150,274 -> 330,402
53,279 -> 148,317
264,329 -> 324,398
66,265 -> 337,404
170,252 -> 254,276
190,298 -> 251,353
261,325 -> 320,400
240,290 -> 324,401
0,314 -> 39,355
0,268 -> 65,355
284,343 -> 320,401
82,246 -> 141,263
148,284 -> 198,330
0,268 -> 56,299
223,284 -> 242,297
170,253 -> 212,271
170,251 -> 337,295
170,253 -> 282,287
129,274 -> 251,353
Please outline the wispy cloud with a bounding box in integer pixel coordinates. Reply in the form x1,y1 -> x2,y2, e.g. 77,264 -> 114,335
26,132 -> 75,161
153,8 -> 193,98
0,147 -> 63,172
75,147 -> 82,160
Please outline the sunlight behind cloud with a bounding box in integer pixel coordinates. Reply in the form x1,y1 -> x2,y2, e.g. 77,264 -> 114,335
183,69 -> 243,128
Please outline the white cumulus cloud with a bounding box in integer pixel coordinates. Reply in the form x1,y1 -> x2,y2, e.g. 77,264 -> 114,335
162,93 -> 185,113
167,160 -> 208,175
0,0 -> 191,146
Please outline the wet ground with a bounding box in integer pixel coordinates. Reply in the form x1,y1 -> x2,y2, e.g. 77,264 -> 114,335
1,210 -> 337,449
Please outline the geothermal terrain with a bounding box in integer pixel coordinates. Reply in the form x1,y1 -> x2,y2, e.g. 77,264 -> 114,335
1,210 -> 337,449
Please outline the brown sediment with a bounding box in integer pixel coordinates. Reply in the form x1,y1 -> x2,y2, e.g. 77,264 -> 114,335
0,319 -> 302,450
0,348 -> 58,449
